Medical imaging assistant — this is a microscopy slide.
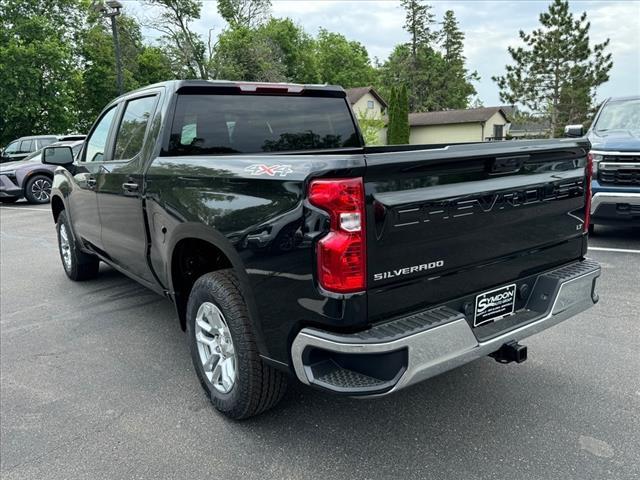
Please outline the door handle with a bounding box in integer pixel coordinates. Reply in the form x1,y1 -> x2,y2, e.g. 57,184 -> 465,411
122,182 -> 139,192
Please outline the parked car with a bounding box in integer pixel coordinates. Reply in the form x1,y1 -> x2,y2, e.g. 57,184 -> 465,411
1,134 -> 85,163
0,140 -> 84,204
565,95 -> 640,232
46,80 -> 600,419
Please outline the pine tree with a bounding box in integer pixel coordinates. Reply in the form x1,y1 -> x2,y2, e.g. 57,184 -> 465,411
439,10 -> 478,109
493,0 -> 612,137
386,87 -> 399,144
379,3 -> 476,112
401,0 -> 437,62
440,10 -> 464,64
398,84 -> 410,144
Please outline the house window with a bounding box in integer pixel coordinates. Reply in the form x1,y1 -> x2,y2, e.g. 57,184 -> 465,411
493,124 -> 504,140
367,100 -> 374,110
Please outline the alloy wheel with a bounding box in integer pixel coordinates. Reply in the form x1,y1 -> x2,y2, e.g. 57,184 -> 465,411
59,223 -> 72,272
194,302 -> 237,393
31,178 -> 51,202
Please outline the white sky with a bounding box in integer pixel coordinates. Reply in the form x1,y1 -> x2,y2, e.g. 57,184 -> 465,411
126,0 -> 640,106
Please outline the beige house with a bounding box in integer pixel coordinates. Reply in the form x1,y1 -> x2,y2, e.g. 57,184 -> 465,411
345,86 -> 388,119
346,87 -> 388,145
408,107 -> 510,144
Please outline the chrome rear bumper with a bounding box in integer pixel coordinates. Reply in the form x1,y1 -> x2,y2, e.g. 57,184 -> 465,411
291,259 -> 601,396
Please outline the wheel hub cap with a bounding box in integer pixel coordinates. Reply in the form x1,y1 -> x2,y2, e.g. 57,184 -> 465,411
195,302 -> 237,393
59,224 -> 72,271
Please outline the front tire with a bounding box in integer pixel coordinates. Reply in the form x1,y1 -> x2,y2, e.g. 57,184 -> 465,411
187,270 -> 287,419
56,210 -> 100,280
24,175 -> 52,204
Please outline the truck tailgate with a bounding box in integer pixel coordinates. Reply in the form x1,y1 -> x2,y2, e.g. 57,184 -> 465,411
364,139 -> 591,323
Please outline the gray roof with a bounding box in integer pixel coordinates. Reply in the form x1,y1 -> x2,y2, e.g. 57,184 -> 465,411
345,87 -> 388,108
409,107 -> 509,127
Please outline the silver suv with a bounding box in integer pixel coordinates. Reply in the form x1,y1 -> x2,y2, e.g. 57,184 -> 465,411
0,135 -> 85,163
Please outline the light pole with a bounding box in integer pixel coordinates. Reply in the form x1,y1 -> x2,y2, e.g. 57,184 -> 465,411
91,0 -> 124,95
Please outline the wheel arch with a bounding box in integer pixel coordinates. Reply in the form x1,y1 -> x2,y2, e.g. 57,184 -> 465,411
22,169 -> 53,191
166,224 -> 269,356
51,195 -> 65,223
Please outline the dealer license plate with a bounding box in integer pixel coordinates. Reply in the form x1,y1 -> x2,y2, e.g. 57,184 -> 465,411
474,284 -> 517,327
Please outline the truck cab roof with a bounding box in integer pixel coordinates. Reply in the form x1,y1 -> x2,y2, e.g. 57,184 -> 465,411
113,79 -> 348,102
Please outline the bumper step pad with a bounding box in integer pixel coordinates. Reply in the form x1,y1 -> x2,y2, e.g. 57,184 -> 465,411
309,305 -> 464,345
313,361 -> 387,389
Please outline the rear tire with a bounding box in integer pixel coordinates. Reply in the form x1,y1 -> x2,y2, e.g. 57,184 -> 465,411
588,224 -> 595,235
187,270 -> 287,419
24,175 -> 52,204
56,210 -> 100,281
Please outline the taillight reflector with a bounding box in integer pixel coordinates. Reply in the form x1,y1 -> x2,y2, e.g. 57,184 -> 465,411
308,178 -> 366,293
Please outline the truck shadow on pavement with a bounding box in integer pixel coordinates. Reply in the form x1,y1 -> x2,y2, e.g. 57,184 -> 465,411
88,265 -> 628,479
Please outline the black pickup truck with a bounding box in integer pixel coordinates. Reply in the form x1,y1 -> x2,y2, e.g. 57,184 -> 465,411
44,80 -> 601,419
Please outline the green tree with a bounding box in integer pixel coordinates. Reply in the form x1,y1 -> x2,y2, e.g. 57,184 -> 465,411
440,10 -> 463,63
378,3 -> 476,112
387,86 -> 409,145
438,10 -> 478,109
217,0 -> 271,29
386,87 -> 398,144
493,0 -> 612,137
378,44 -> 442,112
137,46 -> 175,85
259,18 -> 319,83
401,0 -> 437,62
356,110 -> 385,145
146,0 -> 209,79
211,26 -> 286,82
0,0 -> 85,144
79,15 -> 148,124
314,29 -> 375,88
397,84 -> 410,143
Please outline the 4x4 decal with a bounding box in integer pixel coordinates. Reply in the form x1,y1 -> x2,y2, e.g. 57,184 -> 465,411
244,164 -> 293,177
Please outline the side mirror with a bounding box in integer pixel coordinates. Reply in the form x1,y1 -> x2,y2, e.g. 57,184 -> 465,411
42,146 -> 74,166
564,124 -> 584,137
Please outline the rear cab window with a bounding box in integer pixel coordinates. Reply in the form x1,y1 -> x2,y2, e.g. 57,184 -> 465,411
167,93 -> 360,155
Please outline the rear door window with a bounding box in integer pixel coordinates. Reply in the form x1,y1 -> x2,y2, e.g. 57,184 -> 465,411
168,94 -> 359,155
113,95 -> 157,160
19,139 -> 33,152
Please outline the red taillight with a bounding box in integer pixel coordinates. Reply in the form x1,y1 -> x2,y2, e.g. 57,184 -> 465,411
308,178 -> 366,293
584,153 -> 593,233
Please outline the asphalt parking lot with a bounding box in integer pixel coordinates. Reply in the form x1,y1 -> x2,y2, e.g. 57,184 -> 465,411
1,201 -> 639,480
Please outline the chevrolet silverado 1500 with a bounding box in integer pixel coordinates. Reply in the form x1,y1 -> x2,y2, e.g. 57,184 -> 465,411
566,96 -> 640,230
44,81 -> 601,419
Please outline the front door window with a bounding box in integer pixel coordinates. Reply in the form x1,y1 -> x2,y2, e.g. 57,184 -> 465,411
84,107 -> 117,163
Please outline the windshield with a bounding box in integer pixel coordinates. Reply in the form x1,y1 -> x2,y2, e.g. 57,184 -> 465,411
594,98 -> 640,133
